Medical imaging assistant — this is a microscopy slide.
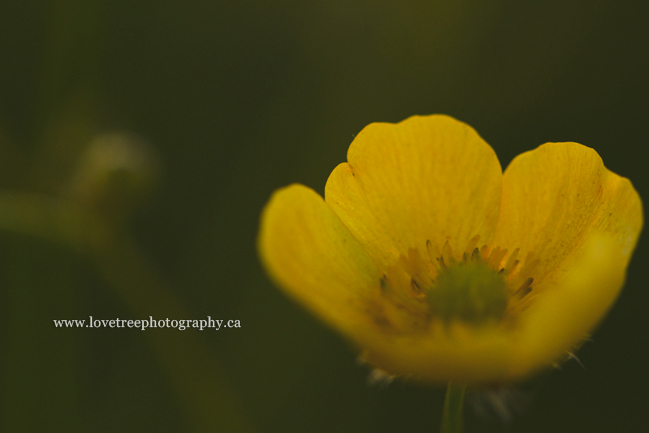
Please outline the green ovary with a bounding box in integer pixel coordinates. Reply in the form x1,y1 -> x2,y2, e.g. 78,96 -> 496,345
426,261 -> 508,323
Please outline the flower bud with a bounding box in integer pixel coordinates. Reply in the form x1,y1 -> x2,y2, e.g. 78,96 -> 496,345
69,133 -> 160,220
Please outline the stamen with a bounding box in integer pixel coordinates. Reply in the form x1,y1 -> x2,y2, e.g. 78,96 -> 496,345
396,237 -> 539,326
494,249 -> 508,270
480,245 -> 489,261
410,278 -> 423,296
514,277 -> 534,297
504,248 -> 519,273
464,235 -> 481,255
506,293 -> 537,317
488,246 -> 501,268
442,240 -> 455,265
504,260 -> 519,277
425,239 -> 434,260
517,253 -> 539,282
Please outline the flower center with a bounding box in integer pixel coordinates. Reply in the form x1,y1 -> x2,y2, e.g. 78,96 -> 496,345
377,235 -> 540,333
426,260 -> 508,323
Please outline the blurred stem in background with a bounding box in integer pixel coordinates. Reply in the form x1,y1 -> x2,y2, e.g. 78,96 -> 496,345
0,0 -> 255,431
0,192 -> 255,433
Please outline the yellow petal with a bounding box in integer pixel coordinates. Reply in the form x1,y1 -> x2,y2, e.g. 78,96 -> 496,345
360,323 -> 514,384
325,115 -> 502,270
258,184 -> 381,337
510,233 -> 630,380
493,142 -> 643,286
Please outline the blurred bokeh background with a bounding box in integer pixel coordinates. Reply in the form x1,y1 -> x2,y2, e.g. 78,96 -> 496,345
1,1 -> 648,432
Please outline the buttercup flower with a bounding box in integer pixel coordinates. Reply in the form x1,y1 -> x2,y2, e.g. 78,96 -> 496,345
259,115 -> 642,385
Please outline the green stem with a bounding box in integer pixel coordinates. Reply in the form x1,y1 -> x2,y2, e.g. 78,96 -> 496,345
441,382 -> 466,433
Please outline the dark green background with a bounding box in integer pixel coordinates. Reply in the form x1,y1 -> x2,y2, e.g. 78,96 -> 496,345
1,1 -> 647,432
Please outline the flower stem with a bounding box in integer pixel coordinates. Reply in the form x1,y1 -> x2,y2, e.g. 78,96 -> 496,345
441,382 -> 466,433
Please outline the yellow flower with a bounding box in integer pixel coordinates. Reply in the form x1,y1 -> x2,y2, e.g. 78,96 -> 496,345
258,115 -> 643,385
